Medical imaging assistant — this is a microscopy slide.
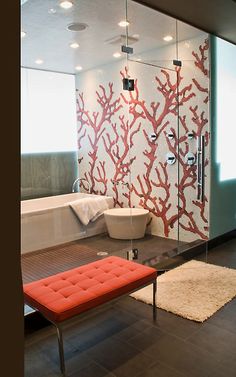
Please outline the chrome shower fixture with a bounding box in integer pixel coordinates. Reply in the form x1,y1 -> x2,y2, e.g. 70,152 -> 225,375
149,133 -> 158,142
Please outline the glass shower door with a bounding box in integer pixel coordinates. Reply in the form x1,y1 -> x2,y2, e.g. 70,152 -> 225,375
124,58 -> 181,268
124,0 -> 209,269
176,21 -> 210,261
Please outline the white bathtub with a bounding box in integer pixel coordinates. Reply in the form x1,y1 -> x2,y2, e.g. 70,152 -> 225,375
21,193 -> 113,254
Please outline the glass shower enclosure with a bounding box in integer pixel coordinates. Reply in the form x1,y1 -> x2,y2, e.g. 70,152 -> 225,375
121,0 -> 210,269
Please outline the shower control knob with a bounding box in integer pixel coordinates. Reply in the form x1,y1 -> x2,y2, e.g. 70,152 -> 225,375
185,152 -> 196,165
187,131 -> 194,140
149,133 -> 157,142
167,131 -> 175,140
166,152 -> 176,165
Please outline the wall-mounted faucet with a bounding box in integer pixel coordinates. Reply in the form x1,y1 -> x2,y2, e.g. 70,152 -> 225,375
72,178 -> 90,193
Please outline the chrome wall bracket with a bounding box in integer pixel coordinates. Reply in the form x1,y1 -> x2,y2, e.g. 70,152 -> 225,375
122,78 -> 134,91
121,45 -> 133,54
173,59 -> 182,67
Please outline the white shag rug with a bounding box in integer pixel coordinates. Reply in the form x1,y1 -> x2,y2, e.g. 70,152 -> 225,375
131,260 -> 236,322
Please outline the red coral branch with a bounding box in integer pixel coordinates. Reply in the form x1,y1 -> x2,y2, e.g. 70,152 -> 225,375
192,39 -> 209,103
94,161 -> 108,195
103,112 -> 140,207
77,83 -> 122,194
192,196 -> 208,223
190,105 -> 208,136
192,38 -> 209,77
192,79 -> 209,104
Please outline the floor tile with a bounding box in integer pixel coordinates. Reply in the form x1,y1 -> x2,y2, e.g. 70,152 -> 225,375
205,300 -> 236,334
129,328 -> 220,377
68,361 -> 116,377
187,322 -> 236,360
135,361 -> 187,377
84,336 -> 155,377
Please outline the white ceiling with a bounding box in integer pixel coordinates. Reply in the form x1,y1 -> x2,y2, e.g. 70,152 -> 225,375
21,0 -> 202,74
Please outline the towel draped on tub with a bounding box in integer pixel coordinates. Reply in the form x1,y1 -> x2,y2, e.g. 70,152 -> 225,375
67,196 -> 109,225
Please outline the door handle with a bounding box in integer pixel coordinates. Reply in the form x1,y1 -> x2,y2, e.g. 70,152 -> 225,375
197,135 -> 205,201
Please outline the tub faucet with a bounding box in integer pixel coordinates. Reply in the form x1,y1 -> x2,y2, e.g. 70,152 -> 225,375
72,178 -> 90,193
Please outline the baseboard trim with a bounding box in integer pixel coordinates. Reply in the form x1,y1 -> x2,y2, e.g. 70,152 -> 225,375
208,229 -> 236,249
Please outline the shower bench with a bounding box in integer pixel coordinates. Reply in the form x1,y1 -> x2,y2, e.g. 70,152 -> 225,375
23,256 -> 157,375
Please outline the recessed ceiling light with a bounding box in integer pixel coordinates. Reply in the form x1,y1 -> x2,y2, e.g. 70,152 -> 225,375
163,35 -> 173,42
118,20 -> 130,27
48,8 -> 57,14
113,52 -> 121,58
35,59 -> 44,65
59,1 -> 73,9
75,65 -> 82,71
21,31 -> 26,38
70,42 -> 79,49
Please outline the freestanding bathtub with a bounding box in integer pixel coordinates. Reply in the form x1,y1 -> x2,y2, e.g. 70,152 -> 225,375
104,207 -> 149,239
21,193 -> 113,254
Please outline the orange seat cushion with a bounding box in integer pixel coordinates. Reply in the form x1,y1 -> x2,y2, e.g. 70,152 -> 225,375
23,256 -> 157,322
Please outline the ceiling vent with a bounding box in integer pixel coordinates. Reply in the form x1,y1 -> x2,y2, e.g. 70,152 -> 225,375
104,34 -> 139,46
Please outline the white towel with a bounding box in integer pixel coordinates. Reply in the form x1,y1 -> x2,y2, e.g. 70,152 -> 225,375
68,196 -> 109,226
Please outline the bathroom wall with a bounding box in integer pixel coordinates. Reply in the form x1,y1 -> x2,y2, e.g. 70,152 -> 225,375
21,152 -> 78,200
75,34 -> 210,241
209,36 -> 236,239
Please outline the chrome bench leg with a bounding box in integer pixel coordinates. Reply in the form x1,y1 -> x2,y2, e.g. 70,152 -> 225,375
153,280 -> 157,321
55,324 -> 66,376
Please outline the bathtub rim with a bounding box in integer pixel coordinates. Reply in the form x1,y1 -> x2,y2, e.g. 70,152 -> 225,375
104,207 -> 149,217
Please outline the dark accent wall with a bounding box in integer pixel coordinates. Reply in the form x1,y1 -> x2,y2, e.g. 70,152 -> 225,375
21,152 -> 78,200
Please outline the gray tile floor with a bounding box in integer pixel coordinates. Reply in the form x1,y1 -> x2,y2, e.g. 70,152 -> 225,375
24,236 -> 236,377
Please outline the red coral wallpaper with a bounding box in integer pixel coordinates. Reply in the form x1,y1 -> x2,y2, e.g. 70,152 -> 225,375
76,36 -> 210,241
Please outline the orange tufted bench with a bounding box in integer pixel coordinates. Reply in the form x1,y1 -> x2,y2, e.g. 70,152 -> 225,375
24,256 -> 157,375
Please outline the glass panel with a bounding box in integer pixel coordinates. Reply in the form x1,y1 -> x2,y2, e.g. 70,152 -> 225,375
126,1 -> 177,69
21,0 -> 210,292
176,21 -> 210,260
124,1 -> 181,269
123,2 -> 210,269
21,0 -> 133,265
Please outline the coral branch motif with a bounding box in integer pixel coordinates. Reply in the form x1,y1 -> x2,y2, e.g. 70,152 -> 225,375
121,67 -> 197,236
76,83 -> 122,195
192,39 -> 209,103
76,37 -> 210,241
